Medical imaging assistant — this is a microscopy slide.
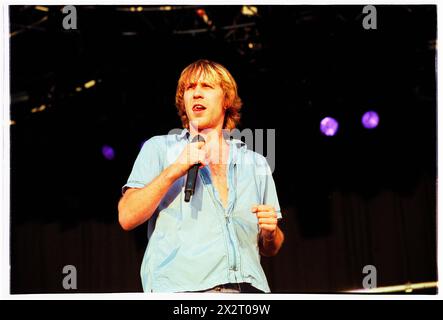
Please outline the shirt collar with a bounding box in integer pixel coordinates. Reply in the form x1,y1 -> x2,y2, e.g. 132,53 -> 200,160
177,128 -> 190,141
177,128 -> 245,146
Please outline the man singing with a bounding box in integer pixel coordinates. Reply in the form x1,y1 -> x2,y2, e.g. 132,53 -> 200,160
118,59 -> 284,293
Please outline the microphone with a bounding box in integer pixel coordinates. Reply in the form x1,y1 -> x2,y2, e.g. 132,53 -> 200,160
184,134 -> 205,202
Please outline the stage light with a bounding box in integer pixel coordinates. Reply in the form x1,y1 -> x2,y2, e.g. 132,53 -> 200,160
196,8 -> 211,25
241,6 -> 258,16
102,145 -> 115,160
320,117 -> 339,136
362,111 -> 379,129
31,104 -> 46,113
130,7 -> 135,12
160,6 -> 172,11
75,87 -> 82,92
196,9 -> 206,17
137,6 -> 143,12
248,43 -> 254,49
84,80 -> 96,89
35,6 -> 49,12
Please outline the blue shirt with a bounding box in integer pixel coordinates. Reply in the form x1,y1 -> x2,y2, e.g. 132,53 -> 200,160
123,129 -> 282,293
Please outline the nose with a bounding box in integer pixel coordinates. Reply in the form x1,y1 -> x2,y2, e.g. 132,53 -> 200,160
193,84 -> 204,99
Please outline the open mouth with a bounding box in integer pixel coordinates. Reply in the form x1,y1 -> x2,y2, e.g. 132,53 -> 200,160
192,104 -> 206,112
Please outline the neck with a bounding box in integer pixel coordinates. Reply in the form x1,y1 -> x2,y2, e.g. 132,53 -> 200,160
203,128 -> 224,145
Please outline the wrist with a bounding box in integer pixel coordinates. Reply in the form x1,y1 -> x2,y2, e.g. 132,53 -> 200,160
165,163 -> 185,182
261,229 -> 277,242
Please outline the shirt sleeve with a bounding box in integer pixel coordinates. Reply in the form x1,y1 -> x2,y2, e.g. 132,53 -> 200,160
253,152 -> 282,220
262,163 -> 282,220
122,136 -> 164,195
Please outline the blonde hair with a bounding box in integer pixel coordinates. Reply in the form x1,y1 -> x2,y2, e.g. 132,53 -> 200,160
175,59 -> 242,130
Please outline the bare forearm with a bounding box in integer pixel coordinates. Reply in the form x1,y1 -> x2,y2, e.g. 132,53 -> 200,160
259,226 -> 284,257
118,165 -> 180,231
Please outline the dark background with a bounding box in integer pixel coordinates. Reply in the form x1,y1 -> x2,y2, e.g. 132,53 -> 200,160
10,5 -> 437,293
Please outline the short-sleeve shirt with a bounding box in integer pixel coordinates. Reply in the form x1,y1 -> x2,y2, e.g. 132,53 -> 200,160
123,129 -> 282,292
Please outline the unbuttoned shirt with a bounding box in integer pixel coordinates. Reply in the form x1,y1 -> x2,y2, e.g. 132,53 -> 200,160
122,129 -> 282,292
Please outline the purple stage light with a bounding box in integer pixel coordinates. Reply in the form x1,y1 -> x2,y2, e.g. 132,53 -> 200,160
102,145 -> 115,160
362,111 -> 379,129
320,117 -> 339,136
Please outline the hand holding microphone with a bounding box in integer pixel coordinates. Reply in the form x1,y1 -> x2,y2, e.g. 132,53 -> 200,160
171,135 -> 207,202
184,135 -> 206,202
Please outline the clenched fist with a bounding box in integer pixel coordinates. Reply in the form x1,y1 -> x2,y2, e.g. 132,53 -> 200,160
171,140 -> 208,178
251,204 -> 278,241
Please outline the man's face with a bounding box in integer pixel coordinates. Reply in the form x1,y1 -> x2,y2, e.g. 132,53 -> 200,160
183,73 -> 226,131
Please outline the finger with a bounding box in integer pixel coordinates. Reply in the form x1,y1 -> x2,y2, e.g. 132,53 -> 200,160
196,159 -> 207,167
186,145 -> 199,164
256,211 -> 277,219
258,223 -> 277,232
258,217 -> 278,225
251,204 -> 259,213
201,143 -> 209,152
256,204 -> 275,212
204,150 -> 212,166
196,156 -> 207,168
180,152 -> 196,165
188,142 -> 205,157
198,151 -> 209,165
